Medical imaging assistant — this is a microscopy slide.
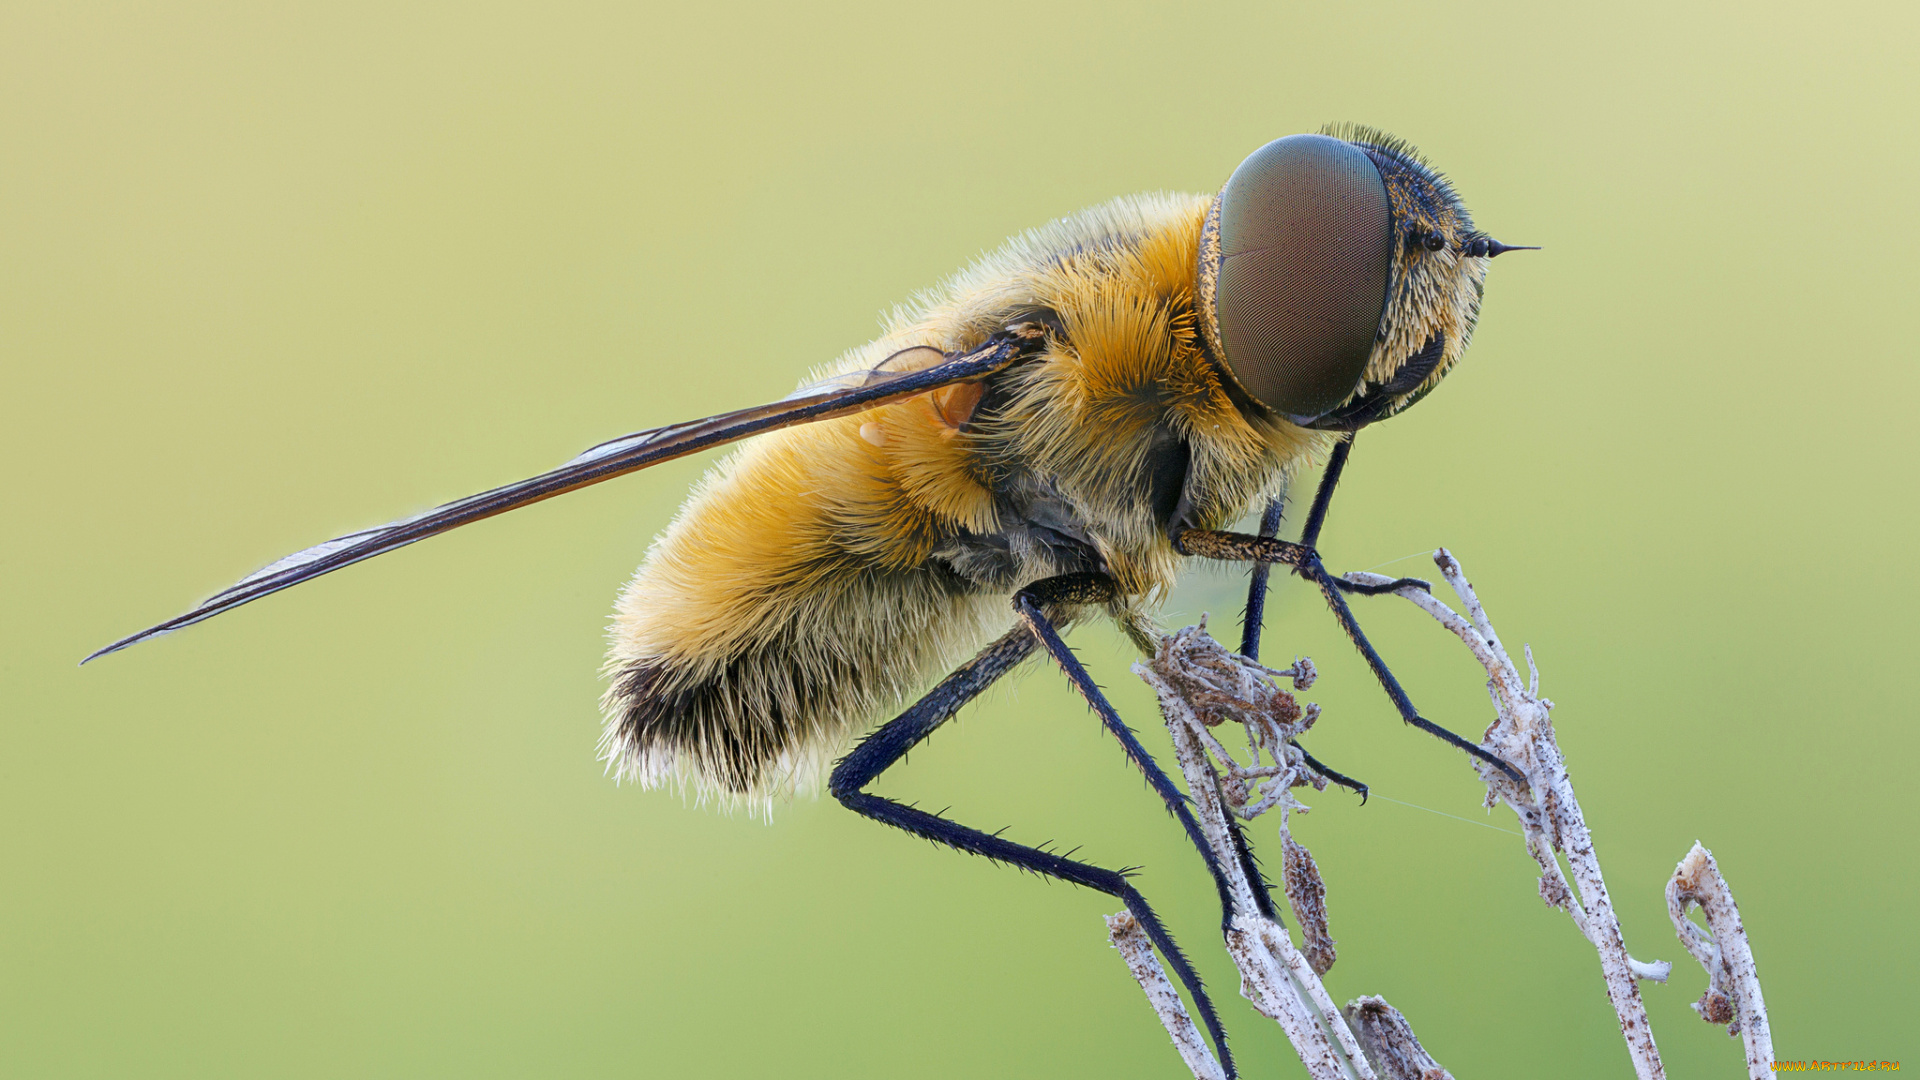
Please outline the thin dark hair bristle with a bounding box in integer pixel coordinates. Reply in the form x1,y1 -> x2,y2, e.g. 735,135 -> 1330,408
1317,123 -> 1430,168
1319,123 -> 1469,223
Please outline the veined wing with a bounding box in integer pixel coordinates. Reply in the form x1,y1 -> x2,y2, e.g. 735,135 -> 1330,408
85,337 -> 1030,663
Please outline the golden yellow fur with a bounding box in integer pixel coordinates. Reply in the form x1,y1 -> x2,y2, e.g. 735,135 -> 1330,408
600,193 -> 1325,810
600,175 -> 1490,813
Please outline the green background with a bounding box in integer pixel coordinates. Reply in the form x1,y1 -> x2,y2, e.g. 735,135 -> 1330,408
5,1 -> 1914,1075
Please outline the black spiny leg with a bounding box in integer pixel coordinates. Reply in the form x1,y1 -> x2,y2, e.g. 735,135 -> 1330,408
830,622 -> 1240,1079
1296,436 -> 1350,551
1222,498 -> 1306,902
1238,498 -> 1286,660
1289,744 -> 1370,801
1238,496 -> 1371,801
1178,435 -> 1525,785
1010,573 -> 1274,926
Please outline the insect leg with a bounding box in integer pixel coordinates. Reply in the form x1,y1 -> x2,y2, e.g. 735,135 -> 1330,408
1011,573 -> 1276,928
1296,436 -> 1350,551
1210,515 -> 1305,905
1306,571 -> 1523,782
1234,498 -> 1369,799
1298,439 -> 1440,595
1290,745 -> 1369,800
1237,498 -> 1286,659
1174,447 -> 1525,784
829,626 -> 1239,1080
1289,440 -> 1452,605
1187,531 -> 1522,783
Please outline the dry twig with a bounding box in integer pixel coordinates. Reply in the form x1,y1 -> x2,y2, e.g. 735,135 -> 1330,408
1348,550 -> 1673,1079
1667,843 -> 1773,1077
1341,997 -> 1455,1080
1105,548 -> 1772,1079
1107,911 -> 1229,1080
1130,621 -> 1375,1080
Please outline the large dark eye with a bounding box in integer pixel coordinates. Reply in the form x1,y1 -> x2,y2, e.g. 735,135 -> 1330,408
1201,134 -> 1394,421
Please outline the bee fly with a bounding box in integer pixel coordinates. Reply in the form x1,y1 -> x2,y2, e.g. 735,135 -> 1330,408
89,125 -> 1533,1076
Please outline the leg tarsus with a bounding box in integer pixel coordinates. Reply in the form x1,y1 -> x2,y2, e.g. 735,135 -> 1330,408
1335,574 -> 1431,596
1305,562 -> 1526,784
1171,528 -> 1526,785
1291,740 -> 1369,803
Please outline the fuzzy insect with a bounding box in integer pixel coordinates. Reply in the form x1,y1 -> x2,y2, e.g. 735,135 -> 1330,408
88,125 -> 1532,1078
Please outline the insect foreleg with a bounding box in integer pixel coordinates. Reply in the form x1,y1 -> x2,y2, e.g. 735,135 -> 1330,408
1290,745 -> 1369,801
828,626 -> 1239,1080
1306,568 -> 1525,782
1177,534 -> 1524,783
1296,435 -> 1351,551
1175,439 -> 1525,784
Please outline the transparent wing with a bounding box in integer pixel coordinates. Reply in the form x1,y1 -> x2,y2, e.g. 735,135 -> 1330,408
86,340 -> 1024,663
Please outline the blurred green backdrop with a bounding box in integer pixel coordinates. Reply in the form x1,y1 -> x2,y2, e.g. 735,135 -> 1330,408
4,1 -> 1915,1076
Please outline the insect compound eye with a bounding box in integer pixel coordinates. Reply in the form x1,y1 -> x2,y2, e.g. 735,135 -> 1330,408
1202,133 -> 1395,422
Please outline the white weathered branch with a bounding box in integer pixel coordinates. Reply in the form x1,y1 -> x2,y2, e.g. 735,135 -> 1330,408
1107,911 -> 1228,1080
1347,551 -> 1670,1080
1110,549 -> 1772,1080
1667,843 -> 1773,1077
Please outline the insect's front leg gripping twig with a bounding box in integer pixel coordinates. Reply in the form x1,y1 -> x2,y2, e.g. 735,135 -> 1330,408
1176,527 -> 1524,784
1346,550 -> 1775,1080
1120,549 -> 1773,1080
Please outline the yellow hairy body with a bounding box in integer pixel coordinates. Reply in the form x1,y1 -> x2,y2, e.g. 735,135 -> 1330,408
602,192 -> 1326,808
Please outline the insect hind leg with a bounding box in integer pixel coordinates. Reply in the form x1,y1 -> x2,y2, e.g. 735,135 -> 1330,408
829,623 -> 1240,1080
1011,574 -> 1278,927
